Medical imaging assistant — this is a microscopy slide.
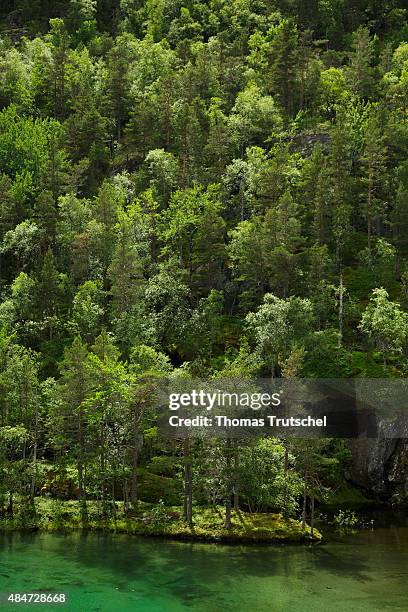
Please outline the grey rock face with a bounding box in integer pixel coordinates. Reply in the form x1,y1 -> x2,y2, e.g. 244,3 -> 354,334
348,438 -> 408,505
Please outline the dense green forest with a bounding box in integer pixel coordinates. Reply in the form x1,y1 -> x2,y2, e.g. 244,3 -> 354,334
0,0 -> 408,537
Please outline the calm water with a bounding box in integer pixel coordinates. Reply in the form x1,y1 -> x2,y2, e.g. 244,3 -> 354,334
0,523 -> 407,611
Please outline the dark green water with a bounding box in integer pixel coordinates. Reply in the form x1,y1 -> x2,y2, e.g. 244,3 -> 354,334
0,525 -> 407,611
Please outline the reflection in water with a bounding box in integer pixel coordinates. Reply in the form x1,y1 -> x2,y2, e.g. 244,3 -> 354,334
0,523 -> 408,611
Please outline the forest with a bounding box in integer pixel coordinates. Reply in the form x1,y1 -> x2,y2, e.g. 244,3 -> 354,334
0,0 -> 408,539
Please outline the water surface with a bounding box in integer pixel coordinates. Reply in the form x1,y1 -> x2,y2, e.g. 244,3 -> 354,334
0,523 -> 407,611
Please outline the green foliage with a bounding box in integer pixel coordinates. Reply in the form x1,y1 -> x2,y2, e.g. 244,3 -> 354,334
0,106 -> 67,196
246,293 -> 313,375
302,330 -> 353,378
239,439 -> 303,514
359,287 -> 408,368
333,509 -> 359,531
0,0 -> 408,527
141,499 -> 173,528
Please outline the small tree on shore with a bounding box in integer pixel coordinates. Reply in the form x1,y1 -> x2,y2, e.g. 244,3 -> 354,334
359,287 -> 408,370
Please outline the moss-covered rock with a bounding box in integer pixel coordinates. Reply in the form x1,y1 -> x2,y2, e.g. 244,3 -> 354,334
136,469 -> 181,505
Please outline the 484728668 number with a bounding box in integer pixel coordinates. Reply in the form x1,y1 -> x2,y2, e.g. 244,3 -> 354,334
5,593 -> 67,605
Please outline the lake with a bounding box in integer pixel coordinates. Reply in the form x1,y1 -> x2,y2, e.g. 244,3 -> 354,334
0,520 -> 407,611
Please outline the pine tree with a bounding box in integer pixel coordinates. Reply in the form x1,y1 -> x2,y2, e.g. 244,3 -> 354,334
360,109 -> 388,258
328,115 -> 353,268
58,337 -> 92,520
268,18 -> 299,118
348,26 -> 375,99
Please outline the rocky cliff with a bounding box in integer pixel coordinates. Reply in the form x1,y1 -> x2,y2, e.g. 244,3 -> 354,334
348,439 -> 408,507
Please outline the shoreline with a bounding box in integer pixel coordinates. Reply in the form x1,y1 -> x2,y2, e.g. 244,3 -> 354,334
0,501 -> 322,544
0,525 -> 322,544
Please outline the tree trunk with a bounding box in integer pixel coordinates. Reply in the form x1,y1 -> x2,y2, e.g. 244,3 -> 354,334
310,495 -> 315,538
183,436 -> 193,526
111,481 -> 116,518
367,168 -> 374,259
131,408 -> 141,504
282,445 -> 289,516
224,439 -> 232,529
30,438 -> 37,502
233,445 -> 239,511
77,405 -> 87,522
78,460 -> 84,502
77,460 -> 88,523
338,273 -> 343,348
8,492 -> 13,517
30,400 -> 39,503
225,496 -> 232,530
123,478 -> 129,513
336,238 -> 341,271
301,479 -> 307,530
131,445 -> 138,504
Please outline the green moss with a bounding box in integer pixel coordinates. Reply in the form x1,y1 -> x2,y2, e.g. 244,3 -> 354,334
155,507 -> 322,542
0,500 -> 321,543
136,469 -> 181,505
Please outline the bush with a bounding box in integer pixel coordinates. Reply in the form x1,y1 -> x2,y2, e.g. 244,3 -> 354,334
142,500 -> 176,529
333,509 -> 358,530
146,456 -> 178,477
